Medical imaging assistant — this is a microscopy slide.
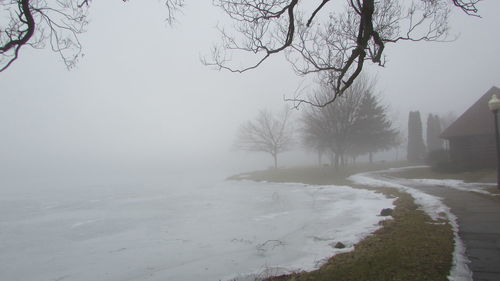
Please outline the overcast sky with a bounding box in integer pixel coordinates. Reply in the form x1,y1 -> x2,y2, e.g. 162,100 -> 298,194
1,1 -> 499,182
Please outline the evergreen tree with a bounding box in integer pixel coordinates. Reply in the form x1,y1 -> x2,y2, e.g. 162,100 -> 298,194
407,111 -> 426,163
351,93 -> 399,163
426,114 -> 444,153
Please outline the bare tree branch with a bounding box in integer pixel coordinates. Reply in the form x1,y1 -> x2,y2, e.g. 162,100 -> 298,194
451,0 -> 480,16
208,0 -> 481,106
0,0 -> 482,78
0,0 -> 184,72
0,0 -> 35,72
306,0 -> 330,27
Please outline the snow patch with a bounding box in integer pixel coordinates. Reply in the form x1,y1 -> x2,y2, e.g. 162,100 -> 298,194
410,178 -> 497,196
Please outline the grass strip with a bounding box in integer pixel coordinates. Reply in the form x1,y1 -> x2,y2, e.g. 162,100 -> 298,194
228,162 -> 408,186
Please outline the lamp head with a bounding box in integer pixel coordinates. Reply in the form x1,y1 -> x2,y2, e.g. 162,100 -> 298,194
488,94 -> 500,111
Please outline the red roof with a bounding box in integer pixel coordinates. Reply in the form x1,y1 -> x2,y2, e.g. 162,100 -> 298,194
440,86 -> 500,139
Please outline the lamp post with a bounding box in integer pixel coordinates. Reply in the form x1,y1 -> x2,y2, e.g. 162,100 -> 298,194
488,94 -> 500,189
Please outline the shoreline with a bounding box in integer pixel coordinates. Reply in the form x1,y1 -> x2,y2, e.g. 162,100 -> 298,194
229,163 -> 455,281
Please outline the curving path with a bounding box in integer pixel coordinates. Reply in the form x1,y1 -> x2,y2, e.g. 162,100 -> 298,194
381,172 -> 500,281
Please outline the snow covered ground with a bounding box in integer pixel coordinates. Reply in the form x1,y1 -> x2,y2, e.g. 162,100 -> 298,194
404,178 -> 497,196
0,176 -> 394,281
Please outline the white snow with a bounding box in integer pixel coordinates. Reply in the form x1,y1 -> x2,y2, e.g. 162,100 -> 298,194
348,168 -> 473,281
372,166 -> 497,196
408,179 -> 497,196
349,172 -> 449,221
0,177 -> 394,281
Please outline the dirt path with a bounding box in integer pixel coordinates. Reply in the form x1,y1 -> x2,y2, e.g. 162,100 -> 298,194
382,173 -> 500,281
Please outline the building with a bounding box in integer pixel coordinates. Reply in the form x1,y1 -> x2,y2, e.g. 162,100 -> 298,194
440,86 -> 499,169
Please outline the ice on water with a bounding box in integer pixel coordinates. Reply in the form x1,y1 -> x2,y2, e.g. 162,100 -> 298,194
0,177 -> 393,281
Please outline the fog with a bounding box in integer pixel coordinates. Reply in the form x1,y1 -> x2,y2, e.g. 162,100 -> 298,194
2,2 -> 500,280
1,1 -> 500,182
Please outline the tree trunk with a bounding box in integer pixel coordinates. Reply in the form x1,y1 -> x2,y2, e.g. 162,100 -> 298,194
317,149 -> 322,166
273,153 -> 278,169
329,151 -> 335,166
369,152 -> 373,163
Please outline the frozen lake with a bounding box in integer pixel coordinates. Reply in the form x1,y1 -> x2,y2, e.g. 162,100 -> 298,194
0,174 -> 393,281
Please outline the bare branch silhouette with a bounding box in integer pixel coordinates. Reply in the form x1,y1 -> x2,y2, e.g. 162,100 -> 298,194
207,0 -> 480,105
0,0 -> 184,72
235,107 -> 294,168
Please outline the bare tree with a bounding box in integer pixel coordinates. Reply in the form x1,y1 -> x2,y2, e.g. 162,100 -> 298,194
301,74 -> 398,166
300,109 -> 330,166
207,0 -> 481,104
301,76 -> 365,167
0,0 -> 184,72
235,108 -> 294,168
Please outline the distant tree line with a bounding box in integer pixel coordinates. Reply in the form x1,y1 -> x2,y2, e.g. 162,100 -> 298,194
235,85 -> 456,169
235,75 -> 400,168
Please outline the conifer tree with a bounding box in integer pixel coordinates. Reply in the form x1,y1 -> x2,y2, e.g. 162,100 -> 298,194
426,114 -> 444,153
351,93 -> 399,163
407,111 -> 426,163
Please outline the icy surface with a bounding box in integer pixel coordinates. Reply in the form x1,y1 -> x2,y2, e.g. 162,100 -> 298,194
349,168 -> 473,281
408,179 -> 497,196
373,166 -> 496,196
0,177 -> 393,281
